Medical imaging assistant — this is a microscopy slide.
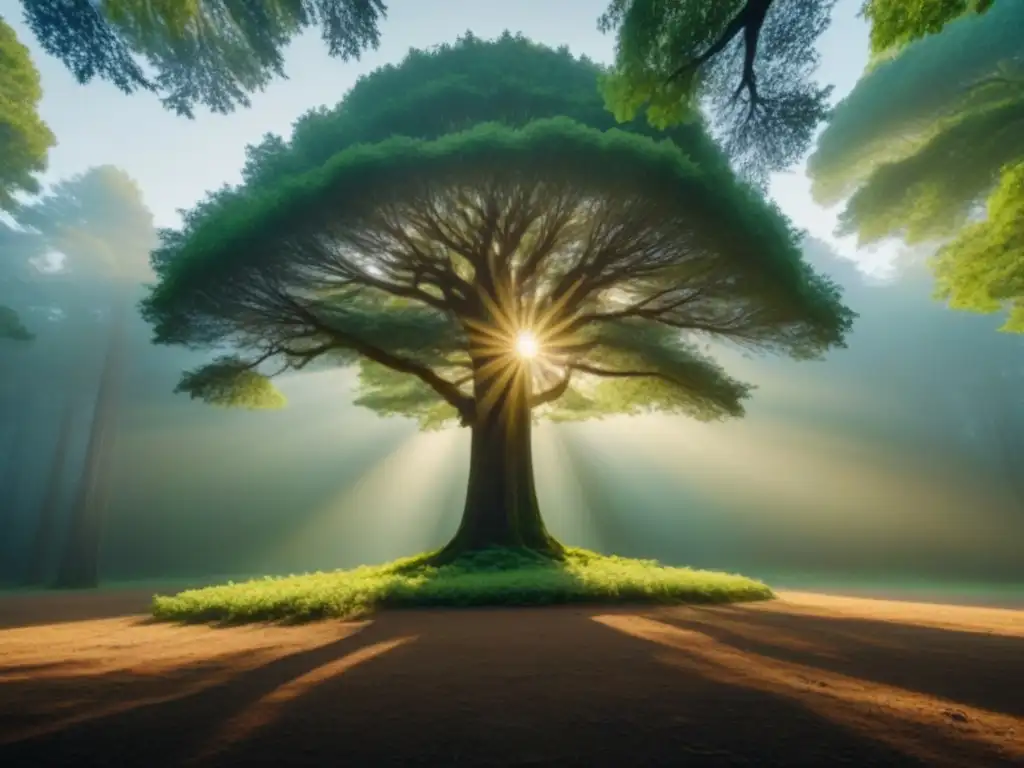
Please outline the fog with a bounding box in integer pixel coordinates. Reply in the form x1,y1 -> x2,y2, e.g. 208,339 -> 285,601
1,0 -> 1021,594
1,235 -> 1021,589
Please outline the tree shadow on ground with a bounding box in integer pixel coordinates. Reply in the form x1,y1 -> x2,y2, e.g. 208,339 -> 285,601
642,603 -> 1024,716
1,602 -> 1022,767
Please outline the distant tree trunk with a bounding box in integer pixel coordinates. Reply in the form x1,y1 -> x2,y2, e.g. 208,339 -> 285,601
55,292 -> 128,588
25,397 -> 76,585
432,360 -> 562,564
990,402 -> 1024,508
0,404 -> 29,527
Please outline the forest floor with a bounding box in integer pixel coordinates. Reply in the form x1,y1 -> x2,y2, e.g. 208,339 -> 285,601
0,589 -> 1021,767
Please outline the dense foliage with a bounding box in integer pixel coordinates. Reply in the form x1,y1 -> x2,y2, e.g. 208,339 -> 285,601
861,0 -> 996,57
145,34 -> 853,430
0,16 -> 55,212
597,0 -> 1004,181
933,161 -> 1024,332
808,1 -> 1023,330
18,0 -> 385,117
598,0 -> 835,182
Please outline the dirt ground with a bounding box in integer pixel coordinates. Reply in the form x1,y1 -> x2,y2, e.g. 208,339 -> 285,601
0,589 -> 1021,767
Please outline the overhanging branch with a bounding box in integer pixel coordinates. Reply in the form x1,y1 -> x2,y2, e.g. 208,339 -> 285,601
667,0 -> 774,118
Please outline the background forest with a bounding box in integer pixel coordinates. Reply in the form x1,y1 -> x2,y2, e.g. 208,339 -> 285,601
3,234 -> 1022,587
1,0 -> 1022,591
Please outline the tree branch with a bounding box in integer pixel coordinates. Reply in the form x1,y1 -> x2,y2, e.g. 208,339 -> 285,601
337,258 -> 452,312
570,285 -> 709,332
667,0 -> 774,84
529,355 -> 686,410
280,295 -> 476,423
573,361 -> 676,384
666,0 -> 773,122
530,366 -> 573,408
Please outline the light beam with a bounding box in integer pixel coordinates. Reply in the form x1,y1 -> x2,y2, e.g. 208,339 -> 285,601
515,330 -> 540,359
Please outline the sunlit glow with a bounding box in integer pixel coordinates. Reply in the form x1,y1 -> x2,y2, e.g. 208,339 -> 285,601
277,428 -> 464,566
592,613 -> 1024,762
515,330 -> 540,359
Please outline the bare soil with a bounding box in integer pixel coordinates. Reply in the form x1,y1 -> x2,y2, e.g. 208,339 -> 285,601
0,588 -> 1021,767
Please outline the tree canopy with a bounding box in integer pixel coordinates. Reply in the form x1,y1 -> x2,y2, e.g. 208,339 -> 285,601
932,160 -> 1024,332
145,34 -> 853,431
0,16 -> 56,211
597,0 -> 1003,181
597,0 -> 836,182
1,165 -> 156,341
18,0 -> 386,117
808,1 -> 1023,330
861,0 -> 996,57
235,31 -> 733,192
16,164 -> 157,281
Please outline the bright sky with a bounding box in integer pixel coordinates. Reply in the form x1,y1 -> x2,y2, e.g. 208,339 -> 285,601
3,0 -> 898,275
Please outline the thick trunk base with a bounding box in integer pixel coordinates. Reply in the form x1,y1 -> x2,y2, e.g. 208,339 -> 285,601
428,372 -> 563,567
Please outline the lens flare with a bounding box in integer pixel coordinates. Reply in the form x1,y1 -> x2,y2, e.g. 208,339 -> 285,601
515,330 -> 540,359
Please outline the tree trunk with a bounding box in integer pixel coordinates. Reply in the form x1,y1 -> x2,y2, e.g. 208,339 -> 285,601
55,293 -> 127,589
25,397 -> 77,585
0,403 -> 29,528
432,361 -> 562,564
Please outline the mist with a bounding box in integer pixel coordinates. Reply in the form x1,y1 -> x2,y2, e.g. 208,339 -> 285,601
1,0 -> 1021,596
0,235 -> 1020,590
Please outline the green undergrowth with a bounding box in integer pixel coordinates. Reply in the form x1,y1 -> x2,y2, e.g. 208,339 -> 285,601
151,547 -> 774,624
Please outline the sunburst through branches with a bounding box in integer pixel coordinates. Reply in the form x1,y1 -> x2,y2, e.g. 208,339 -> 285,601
143,37 -> 855,557
459,282 -> 592,425
515,331 -> 540,359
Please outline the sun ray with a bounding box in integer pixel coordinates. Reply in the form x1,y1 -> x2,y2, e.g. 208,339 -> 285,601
477,363 -> 520,417
515,330 -> 540,359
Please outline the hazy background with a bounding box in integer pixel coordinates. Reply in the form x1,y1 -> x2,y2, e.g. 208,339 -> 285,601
1,0 -> 1021,594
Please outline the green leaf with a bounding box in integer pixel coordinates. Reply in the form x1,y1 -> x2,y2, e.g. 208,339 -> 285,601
809,0 -> 1023,208
175,356 -> 286,409
20,0 -> 385,118
932,160 -> 1024,332
0,18 -> 56,211
862,0 -> 996,56
598,0 -> 835,181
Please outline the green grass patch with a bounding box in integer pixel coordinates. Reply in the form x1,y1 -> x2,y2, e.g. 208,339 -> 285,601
151,547 -> 774,624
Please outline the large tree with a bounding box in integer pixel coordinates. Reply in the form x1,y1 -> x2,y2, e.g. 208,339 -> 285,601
597,0 -> 1001,181
12,165 -> 157,586
808,1 -> 1024,330
18,0 -> 386,117
143,35 -> 853,562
